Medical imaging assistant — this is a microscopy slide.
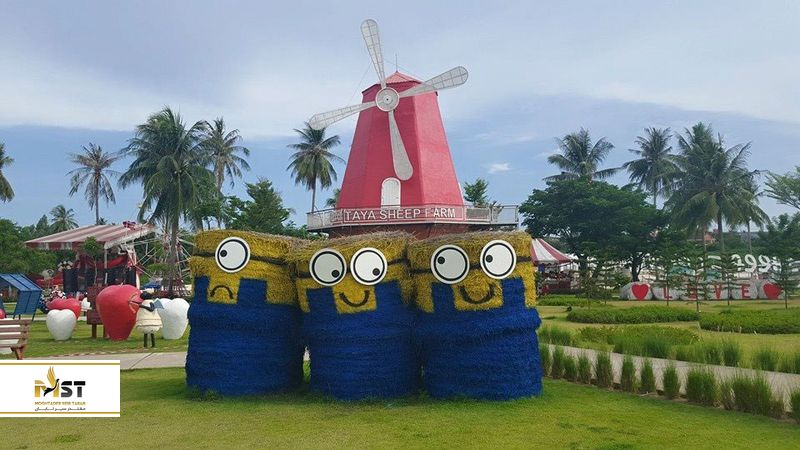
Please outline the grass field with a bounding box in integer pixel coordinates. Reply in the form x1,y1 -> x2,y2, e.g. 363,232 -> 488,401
538,297 -> 800,357
3,368 -> 799,449
0,318 -> 189,358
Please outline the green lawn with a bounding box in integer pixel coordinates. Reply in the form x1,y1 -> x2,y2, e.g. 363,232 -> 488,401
0,319 -> 189,358
538,298 -> 800,357
3,368 -> 798,449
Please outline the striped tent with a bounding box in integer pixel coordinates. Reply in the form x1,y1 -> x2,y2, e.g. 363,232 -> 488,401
530,238 -> 572,264
25,223 -> 154,251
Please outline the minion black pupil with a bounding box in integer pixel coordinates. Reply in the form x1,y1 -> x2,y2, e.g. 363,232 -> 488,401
220,250 -> 228,257
437,256 -> 445,264
331,269 -> 340,278
485,255 -> 493,263
372,268 -> 380,276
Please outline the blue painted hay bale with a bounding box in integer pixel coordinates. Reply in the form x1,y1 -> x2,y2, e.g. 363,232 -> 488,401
290,233 -> 419,400
409,231 -> 543,400
185,231 -> 303,396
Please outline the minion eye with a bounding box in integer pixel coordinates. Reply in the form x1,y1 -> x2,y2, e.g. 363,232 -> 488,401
215,237 -> 250,273
309,248 -> 347,286
480,240 -> 516,279
430,245 -> 469,284
351,247 -> 387,285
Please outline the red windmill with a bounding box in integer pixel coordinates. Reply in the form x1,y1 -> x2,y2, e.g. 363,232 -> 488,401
307,19 -> 517,237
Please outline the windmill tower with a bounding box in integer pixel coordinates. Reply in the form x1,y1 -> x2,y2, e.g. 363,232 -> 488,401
306,19 -> 518,237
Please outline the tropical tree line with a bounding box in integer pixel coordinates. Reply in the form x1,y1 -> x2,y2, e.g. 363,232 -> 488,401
520,122 -> 800,297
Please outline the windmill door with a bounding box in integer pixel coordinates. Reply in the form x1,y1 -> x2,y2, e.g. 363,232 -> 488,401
381,177 -> 401,207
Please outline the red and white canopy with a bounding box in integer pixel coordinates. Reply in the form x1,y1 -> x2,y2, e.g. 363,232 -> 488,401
25,222 -> 154,251
530,238 -> 572,264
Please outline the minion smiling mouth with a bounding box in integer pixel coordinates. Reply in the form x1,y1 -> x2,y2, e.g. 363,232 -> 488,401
210,285 -> 234,300
339,290 -> 371,307
459,283 -> 496,304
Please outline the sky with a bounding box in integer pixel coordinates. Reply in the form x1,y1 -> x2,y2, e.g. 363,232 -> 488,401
1,0 -> 799,228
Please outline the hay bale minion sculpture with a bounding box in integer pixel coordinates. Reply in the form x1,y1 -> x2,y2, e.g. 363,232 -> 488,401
186,231 -> 304,396
408,231 -> 543,400
289,232 -> 418,400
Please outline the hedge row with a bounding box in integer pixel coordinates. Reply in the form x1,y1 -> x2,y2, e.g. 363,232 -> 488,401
699,308 -> 800,334
537,297 -> 606,307
567,306 -> 699,324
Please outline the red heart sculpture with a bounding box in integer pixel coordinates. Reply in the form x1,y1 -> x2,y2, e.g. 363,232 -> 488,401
96,285 -> 140,341
631,283 -> 650,300
0,309 -> 5,319
763,283 -> 782,300
49,297 -> 81,319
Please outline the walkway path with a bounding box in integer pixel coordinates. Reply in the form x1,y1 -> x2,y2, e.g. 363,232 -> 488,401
549,344 -> 800,407
35,351 -> 187,370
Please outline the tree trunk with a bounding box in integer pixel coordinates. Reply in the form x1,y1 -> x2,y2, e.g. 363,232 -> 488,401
747,221 -> 753,253
95,197 -> 100,225
311,184 -> 317,212
717,210 -> 725,252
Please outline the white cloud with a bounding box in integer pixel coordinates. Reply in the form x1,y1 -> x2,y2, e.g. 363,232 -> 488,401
488,163 -> 511,174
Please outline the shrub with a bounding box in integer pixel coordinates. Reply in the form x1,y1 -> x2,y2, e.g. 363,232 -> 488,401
791,389 -> 800,423
567,306 -> 699,324
563,355 -> 578,382
620,355 -> 636,392
539,325 -> 574,346
701,341 -> 723,366
595,353 -> 613,388
686,368 -> 717,406
540,344 -> 552,377
699,308 -> 800,334
731,374 -> 784,418
778,351 -> 800,374
720,380 -> 735,410
551,346 -> 566,379
663,364 -> 680,399
752,347 -> 779,371
721,340 -> 742,367
577,353 -> 592,384
639,359 -> 656,394
674,345 -> 704,364
580,325 -> 698,360
537,297 -> 605,307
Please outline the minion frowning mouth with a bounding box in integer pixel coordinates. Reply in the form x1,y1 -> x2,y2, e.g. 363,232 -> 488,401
210,285 -> 234,300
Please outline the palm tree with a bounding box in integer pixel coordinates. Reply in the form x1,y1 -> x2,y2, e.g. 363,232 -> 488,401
622,127 -> 678,207
545,128 -> 618,182
200,117 -> 250,191
119,107 -> 213,291
287,123 -> 343,212
733,176 -> 769,253
50,205 -> 78,232
67,143 -> 121,225
667,123 -> 760,251
325,187 -> 340,209
0,142 -> 14,202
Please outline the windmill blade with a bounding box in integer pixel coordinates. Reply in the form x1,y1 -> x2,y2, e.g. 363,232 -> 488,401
399,66 -> 469,98
361,19 -> 386,88
308,101 -> 376,130
387,110 -> 413,180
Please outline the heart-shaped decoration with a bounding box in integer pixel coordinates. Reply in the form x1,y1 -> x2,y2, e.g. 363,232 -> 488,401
157,298 -> 190,340
46,309 -> 77,341
0,309 -> 5,319
761,282 -> 783,300
630,283 -> 651,300
49,297 -> 81,319
96,285 -> 140,341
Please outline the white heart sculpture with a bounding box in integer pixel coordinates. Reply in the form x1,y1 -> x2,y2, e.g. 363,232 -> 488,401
46,309 -> 77,341
619,282 -> 632,300
157,298 -> 190,340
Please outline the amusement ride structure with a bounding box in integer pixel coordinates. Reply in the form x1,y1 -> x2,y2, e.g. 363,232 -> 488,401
306,19 -> 518,237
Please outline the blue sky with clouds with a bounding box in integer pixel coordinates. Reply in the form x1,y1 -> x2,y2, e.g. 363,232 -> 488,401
1,0 -> 798,227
